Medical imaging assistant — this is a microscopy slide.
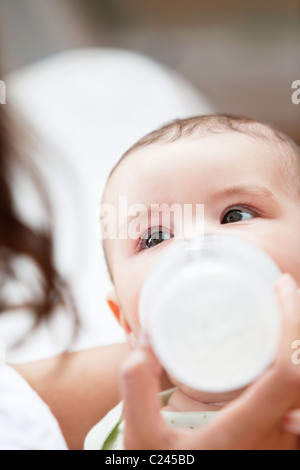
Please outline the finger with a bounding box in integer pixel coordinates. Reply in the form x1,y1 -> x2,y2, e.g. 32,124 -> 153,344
120,337 -> 174,450
275,273 -> 300,368
282,410 -> 300,435
274,274 -> 300,410
180,370 -> 287,449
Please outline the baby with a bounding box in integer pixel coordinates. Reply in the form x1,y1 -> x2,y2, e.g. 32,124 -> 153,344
85,114 -> 300,450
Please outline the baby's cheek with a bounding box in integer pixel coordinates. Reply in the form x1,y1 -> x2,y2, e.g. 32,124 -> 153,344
121,284 -> 143,336
254,230 -> 300,286
270,245 -> 300,286
131,288 -> 142,333
128,265 -> 157,334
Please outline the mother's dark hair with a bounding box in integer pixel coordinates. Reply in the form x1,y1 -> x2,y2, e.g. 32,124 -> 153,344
0,105 -> 77,331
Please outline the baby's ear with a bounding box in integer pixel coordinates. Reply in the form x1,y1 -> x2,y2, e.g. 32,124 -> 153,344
106,290 -> 132,337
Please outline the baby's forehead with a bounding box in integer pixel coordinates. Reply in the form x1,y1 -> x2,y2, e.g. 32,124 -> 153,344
104,128 -> 297,203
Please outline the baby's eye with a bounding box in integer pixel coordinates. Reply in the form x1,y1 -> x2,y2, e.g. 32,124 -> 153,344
138,227 -> 173,250
221,207 -> 256,224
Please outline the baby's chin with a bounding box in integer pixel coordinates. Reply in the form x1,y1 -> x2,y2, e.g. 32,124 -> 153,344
179,384 -> 245,405
168,373 -> 246,406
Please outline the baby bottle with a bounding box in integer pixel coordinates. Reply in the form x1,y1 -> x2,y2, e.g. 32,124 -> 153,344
139,234 -> 282,393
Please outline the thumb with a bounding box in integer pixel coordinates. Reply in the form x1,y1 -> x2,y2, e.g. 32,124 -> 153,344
120,334 -> 175,450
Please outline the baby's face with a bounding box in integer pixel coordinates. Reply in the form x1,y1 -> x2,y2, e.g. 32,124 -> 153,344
104,132 -> 300,343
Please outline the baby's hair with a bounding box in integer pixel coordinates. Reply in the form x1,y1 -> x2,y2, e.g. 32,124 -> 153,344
108,113 -> 300,184
102,113 -> 300,283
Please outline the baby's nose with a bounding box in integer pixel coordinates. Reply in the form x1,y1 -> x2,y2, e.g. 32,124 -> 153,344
203,219 -> 224,237
181,220 -> 223,243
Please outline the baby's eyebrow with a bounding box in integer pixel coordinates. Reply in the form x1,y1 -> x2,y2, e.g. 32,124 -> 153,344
215,184 -> 276,201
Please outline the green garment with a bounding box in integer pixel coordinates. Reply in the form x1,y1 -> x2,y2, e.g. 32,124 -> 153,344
84,388 -> 218,450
